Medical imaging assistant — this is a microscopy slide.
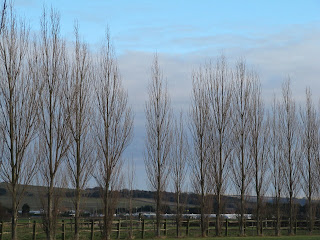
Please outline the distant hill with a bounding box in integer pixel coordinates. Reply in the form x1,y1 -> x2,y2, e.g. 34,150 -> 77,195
0,182 -> 310,215
0,183 -> 195,213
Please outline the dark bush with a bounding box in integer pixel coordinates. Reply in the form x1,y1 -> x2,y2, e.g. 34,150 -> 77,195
22,203 -> 30,216
0,188 -> 6,196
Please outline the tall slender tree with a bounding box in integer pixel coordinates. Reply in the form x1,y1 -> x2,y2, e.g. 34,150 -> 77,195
206,56 -> 233,236
279,79 -> 300,235
249,78 -> 269,235
300,88 -> 318,233
190,66 -> 211,237
37,8 -> 70,240
231,60 -> 254,236
94,29 -> 133,240
171,111 -> 188,237
65,23 -> 94,240
0,5 -> 39,240
145,54 -> 173,237
270,94 -> 284,236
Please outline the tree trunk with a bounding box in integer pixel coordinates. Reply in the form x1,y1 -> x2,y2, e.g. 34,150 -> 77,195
216,192 -> 221,236
47,184 -> 55,240
289,191 -> 293,235
10,90 -> 17,240
103,185 -> 111,240
11,185 -> 17,240
240,191 -> 245,236
308,196 -> 313,233
74,139 -> 81,240
176,193 -> 180,237
156,188 -> 161,237
200,179 -> 206,237
129,196 -> 133,239
256,194 -> 261,235
275,197 -> 280,236
240,144 -> 245,236
156,138 -> 161,238
308,156 -> 313,234
74,187 -> 80,240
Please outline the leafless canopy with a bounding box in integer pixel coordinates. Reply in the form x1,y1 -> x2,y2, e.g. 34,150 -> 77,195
171,111 -> 188,237
171,111 -> 188,202
0,4 -> 38,240
269,94 -> 284,236
205,56 -> 233,236
65,23 -> 94,240
190,65 -> 211,237
279,79 -> 301,234
300,88 -> 318,232
37,8 -> 70,240
145,54 -> 172,237
249,77 -> 269,235
231,60 -> 254,236
94,29 -> 133,240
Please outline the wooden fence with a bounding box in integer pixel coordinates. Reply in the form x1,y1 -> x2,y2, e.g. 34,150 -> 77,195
1,218 -> 320,239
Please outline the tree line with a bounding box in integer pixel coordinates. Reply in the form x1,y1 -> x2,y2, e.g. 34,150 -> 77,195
147,53 -> 320,238
0,2 -> 319,240
0,4 -> 133,240
144,46 -> 320,239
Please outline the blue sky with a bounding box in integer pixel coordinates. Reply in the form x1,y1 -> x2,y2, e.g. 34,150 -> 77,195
16,0 -> 320,53
15,0 -> 320,190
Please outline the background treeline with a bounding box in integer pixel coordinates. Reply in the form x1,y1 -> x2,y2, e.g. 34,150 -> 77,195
147,55 -> 320,238
0,2 -> 320,240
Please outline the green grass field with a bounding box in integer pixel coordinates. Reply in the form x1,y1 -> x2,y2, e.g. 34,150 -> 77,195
168,237 -> 320,240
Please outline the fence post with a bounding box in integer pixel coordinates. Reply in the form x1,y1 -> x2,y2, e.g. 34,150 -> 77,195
244,219 -> 246,235
164,219 -> 167,236
90,220 -> 94,240
225,219 -> 228,236
117,219 -> 121,239
206,218 -> 209,236
141,219 -> 145,239
186,219 -> 189,236
62,220 -> 65,240
0,221 -> 3,240
294,220 -> 297,235
32,221 -> 36,240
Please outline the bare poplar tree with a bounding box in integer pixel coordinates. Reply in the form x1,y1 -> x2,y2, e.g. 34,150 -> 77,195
145,54 -> 172,237
94,29 -> 133,240
0,0 -> 6,35
270,94 -> 284,236
300,88 -> 318,233
37,9 -> 70,240
231,60 -> 253,236
206,56 -> 233,236
65,23 -> 94,240
190,66 -> 211,237
0,5 -> 39,240
171,111 -> 188,237
279,79 -> 300,235
249,79 -> 269,235
126,159 -> 136,239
